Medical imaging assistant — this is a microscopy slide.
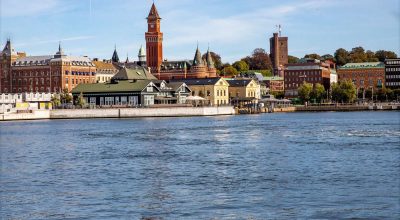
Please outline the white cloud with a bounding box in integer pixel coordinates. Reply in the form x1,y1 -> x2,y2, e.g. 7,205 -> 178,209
14,36 -> 95,47
0,0 -> 59,17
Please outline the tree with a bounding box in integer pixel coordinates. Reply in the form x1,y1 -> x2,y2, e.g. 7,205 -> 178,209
232,60 -> 249,72
258,69 -> 272,77
222,65 -> 238,77
288,55 -> 299,64
202,51 -> 223,70
334,48 -> 349,66
76,92 -> 86,107
349,46 -> 368,63
321,54 -> 334,62
310,83 -> 326,103
304,53 -> 321,60
298,82 -> 313,103
366,50 -> 378,62
241,48 -> 272,70
60,88 -> 72,104
271,91 -> 284,99
51,95 -> 61,108
375,50 -> 398,62
331,80 -> 356,103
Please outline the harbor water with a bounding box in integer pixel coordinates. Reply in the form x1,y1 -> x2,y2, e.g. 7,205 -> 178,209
1,111 -> 399,219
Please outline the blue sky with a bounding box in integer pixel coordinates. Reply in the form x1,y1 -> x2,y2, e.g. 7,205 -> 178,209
1,0 -> 399,63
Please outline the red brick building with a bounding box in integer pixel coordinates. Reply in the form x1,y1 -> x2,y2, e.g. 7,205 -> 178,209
284,59 -> 332,97
144,3 -> 217,80
337,62 -> 385,90
0,40 -> 96,93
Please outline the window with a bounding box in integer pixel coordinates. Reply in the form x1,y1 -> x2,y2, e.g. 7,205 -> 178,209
143,95 -> 154,106
128,96 -> 138,106
147,86 -> 153,92
90,97 -> 96,105
121,96 -> 128,105
115,97 -> 120,105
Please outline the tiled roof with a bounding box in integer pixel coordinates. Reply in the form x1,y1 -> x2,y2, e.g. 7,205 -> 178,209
93,61 -> 118,70
227,79 -> 253,87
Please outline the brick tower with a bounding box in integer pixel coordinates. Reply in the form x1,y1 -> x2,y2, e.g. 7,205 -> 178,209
145,3 -> 163,73
0,39 -> 18,93
270,30 -> 288,76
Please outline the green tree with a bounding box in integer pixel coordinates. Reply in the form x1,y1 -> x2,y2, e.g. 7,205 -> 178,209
202,51 -> 223,70
271,91 -> 284,99
310,83 -> 326,103
332,80 -> 356,103
334,48 -> 349,66
232,60 -> 249,72
60,88 -> 72,104
366,50 -> 379,62
258,69 -> 272,77
288,55 -> 299,64
298,82 -> 313,103
222,65 -> 238,77
349,46 -> 367,63
76,92 -> 86,107
304,53 -> 321,60
51,95 -> 61,107
375,50 -> 398,62
321,54 -> 334,62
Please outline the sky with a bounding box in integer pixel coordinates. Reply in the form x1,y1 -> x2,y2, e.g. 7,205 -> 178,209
0,0 -> 399,63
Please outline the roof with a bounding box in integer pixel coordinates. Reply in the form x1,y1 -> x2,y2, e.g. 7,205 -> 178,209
339,62 -> 384,69
171,77 -> 223,86
93,61 -> 118,70
112,48 -> 119,63
263,76 -> 284,81
227,79 -> 255,87
71,80 -> 156,94
112,67 -> 157,80
147,3 -> 161,19
1,39 -> 17,56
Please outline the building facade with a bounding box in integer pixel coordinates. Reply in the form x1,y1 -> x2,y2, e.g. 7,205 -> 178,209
228,79 -> 261,100
174,78 -> 229,106
337,62 -> 385,90
93,60 -> 118,83
284,59 -> 332,97
385,58 -> 400,89
0,40 -> 96,93
146,3 -> 163,72
270,32 -> 288,76
263,76 -> 284,93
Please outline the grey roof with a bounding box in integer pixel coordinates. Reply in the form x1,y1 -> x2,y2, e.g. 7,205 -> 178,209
112,47 -> 120,63
1,39 -> 17,56
171,77 -> 222,85
227,79 -> 253,87
112,67 -> 157,80
206,49 -> 215,68
193,46 -> 204,66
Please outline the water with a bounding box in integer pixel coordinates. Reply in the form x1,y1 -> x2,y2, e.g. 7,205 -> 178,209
1,112 -> 399,219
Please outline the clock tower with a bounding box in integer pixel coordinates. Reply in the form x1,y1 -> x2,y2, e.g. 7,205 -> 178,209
145,3 -> 163,72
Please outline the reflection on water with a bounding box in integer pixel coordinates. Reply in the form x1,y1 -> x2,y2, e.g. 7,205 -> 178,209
0,112 -> 399,219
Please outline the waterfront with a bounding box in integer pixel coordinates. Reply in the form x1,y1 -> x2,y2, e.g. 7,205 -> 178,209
0,112 -> 399,219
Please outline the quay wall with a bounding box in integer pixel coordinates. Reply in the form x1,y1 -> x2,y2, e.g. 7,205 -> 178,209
0,106 -> 235,121
295,105 -> 399,112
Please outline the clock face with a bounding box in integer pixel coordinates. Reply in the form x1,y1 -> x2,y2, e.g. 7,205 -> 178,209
151,24 -> 154,28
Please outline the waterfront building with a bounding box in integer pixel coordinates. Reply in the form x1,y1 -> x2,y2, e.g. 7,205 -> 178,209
270,31 -> 288,76
263,76 -> 284,93
384,58 -> 400,89
153,80 -> 191,104
337,62 -> 385,91
93,59 -> 119,83
0,92 -> 52,113
0,40 -> 96,93
71,80 -> 160,107
284,58 -> 332,97
227,79 -> 260,106
171,78 -> 229,106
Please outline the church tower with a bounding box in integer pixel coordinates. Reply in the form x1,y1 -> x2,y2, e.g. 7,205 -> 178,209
145,3 -> 163,72
0,39 -> 18,93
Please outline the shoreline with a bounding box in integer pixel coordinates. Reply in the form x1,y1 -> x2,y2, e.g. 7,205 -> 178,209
1,105 -> 399,122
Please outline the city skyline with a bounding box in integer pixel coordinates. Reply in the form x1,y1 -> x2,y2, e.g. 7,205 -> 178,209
1,0 -> 399,63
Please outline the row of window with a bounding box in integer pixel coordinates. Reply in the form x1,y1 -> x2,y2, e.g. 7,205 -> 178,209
66,71 -> 95,76
340,72 -> 383,77
386,60 -> 400,65
96,96 -> 139,106
386,68 -> 400,72
352,79 -> 382,86
286,77 -> 322,82
216,89 -> 227,97
386,82 -> 400,86
285,71 -> 321,76
65,78 -> 94,85
386,75 -> 400,79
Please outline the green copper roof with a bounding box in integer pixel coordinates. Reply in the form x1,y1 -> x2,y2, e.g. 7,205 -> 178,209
263,76 -> 284,81
339,62 -> 384,69
112,67 -> 157,80
71,80 -> 154,94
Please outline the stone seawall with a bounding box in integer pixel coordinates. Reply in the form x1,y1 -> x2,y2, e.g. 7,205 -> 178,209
0,106 -> 235,121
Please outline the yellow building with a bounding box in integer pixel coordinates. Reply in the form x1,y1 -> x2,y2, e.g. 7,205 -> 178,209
93,60 -> 119,83
175,78 -> 229,106
228,79 -> 261,99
